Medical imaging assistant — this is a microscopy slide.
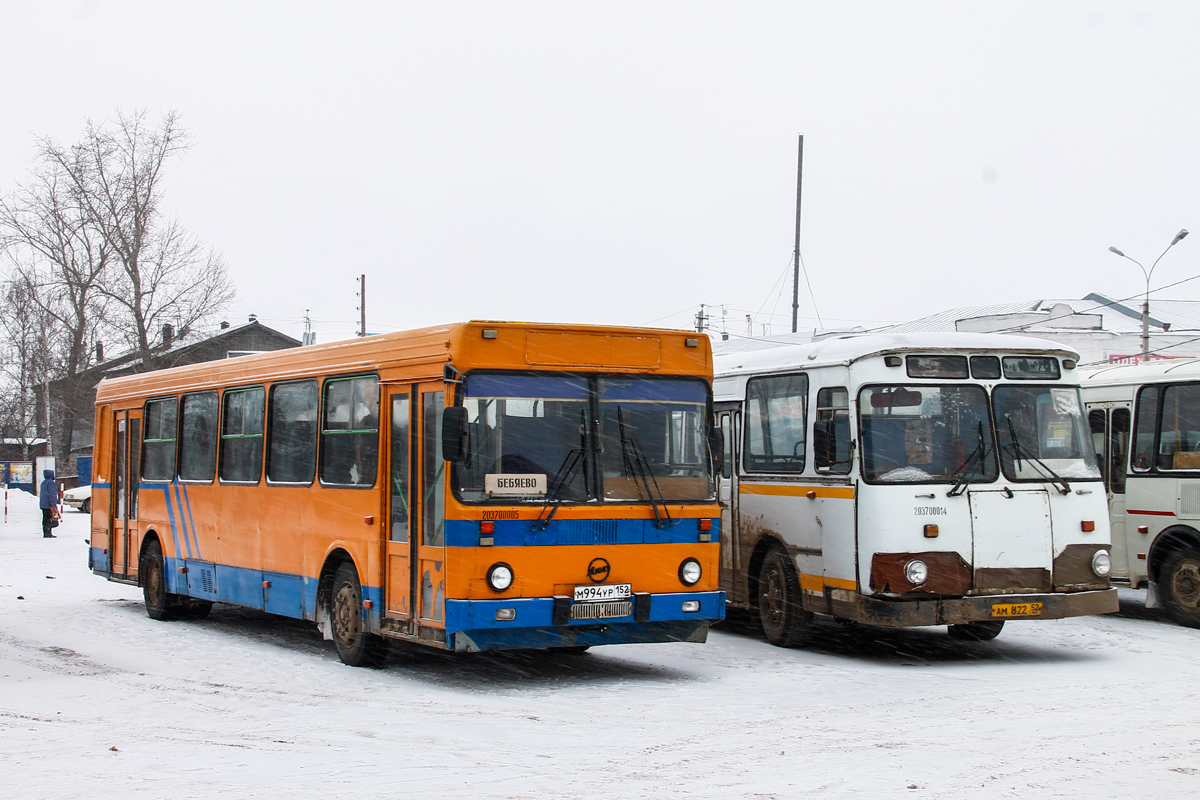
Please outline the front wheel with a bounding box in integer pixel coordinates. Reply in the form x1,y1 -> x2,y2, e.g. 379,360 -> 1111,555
947,620 -> 1005,641
757,548 -> 814,647
1161,547 -> 1200,628
80,498 -> 91,514
330,562 -> 385,667
141,540 -> 179,621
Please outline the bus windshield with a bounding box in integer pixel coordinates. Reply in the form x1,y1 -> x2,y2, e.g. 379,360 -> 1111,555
993,385 -> 1101,481
454,373 -> 714,503
859,384 -> 998,484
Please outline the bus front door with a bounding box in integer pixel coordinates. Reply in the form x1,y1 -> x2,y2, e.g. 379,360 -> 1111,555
385,389 -> 414,618
717,409 -> 742,601
110,409 -> 142,580
418,387 -> 446,625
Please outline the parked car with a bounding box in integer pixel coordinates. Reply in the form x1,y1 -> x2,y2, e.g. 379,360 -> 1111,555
62,485 -> 92,514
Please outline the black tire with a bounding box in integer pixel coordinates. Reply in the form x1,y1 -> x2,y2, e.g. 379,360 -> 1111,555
756,548 -> 814,647
80,498 -> 91,514
330,562 -> 385,667
1161,547 -> 1200,628
947,620 -> 1005,641
141,540 -> 179,621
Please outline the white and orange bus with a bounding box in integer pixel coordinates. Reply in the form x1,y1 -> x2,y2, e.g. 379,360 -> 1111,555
713,332 -> 1117,645
90,322 -> 725,665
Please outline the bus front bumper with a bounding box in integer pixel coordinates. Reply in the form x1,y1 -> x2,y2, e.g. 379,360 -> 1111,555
846,587 -> 1119,627
444,590 -> 725,652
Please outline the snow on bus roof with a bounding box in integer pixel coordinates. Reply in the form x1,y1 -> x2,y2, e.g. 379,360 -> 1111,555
713,331 -> 1079,376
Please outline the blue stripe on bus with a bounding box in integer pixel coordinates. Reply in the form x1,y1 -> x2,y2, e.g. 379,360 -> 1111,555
447,619 -> 716,651
599,377 -> 708,403
171,482 -> 192,559
465,374 -> 590,399
183,486 -> 202,559
444,516 -> 719,547
443,591 -> 724,633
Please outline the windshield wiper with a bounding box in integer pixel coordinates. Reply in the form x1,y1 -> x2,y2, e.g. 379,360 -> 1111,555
1004,416 -> 1071,495
532,408 -> 591,532
947,421 -> 989,497
618,407 -> 673,529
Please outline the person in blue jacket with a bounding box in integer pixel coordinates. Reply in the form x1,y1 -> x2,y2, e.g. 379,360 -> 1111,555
39,469 -> 59,538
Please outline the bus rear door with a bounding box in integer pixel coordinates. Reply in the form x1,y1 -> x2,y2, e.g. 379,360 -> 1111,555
110,408 -> 142,580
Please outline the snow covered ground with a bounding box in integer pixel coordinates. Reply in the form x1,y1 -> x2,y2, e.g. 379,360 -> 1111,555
2,488 -> 1198,799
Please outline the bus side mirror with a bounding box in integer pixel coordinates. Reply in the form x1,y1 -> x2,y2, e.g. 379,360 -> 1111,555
441,406 -> 468,463
813,420 -> 834,471
709,429 -> 725,473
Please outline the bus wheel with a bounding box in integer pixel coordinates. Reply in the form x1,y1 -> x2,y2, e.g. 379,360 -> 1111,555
1162,548 -> 1200,628
947,620 -> 1005,641
141,540 -> 179,621
757,549 -> 814,647
331,563 -> 384,667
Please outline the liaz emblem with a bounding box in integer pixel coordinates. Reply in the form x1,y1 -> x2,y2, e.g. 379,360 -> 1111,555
587,557 -> 611,583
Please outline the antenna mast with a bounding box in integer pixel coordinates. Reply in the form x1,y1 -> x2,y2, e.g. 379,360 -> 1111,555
792,134 -> 804,334
358,274 -> 367,337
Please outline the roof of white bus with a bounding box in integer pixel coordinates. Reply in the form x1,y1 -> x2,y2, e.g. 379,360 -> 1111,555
1080,357 -> 1200,385
713,331 -> 1079,376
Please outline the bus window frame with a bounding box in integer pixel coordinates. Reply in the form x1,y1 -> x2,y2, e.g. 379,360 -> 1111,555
218,384 -> 267,485
742,372 -> 809,475
1147,381 -> 1200,474
140,394 -> 179,483
447,369 -> 716,505
177,390 -> 220,484
264,378 -> 320,487
317,372 -> 381,490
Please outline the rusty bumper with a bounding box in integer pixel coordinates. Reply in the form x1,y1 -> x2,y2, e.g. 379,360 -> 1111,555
840,587 -> 1119,627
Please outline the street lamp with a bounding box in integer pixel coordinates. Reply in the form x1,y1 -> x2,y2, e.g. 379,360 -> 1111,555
1108,229 -> 1190,361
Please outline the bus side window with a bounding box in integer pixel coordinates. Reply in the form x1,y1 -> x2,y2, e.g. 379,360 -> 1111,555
142,397 -> 178,481
179,391 -> 219,482
814,387 -> 851,475
320,376 -> 380,486
220,387 -> 265,483
1158,384 -> 1200,471
1110,408 -> 1130,494
744,374 -> 808,473
391,394 -> 411,542
1132,385 -> 1158,472
267,380 -> 318,484
1088,410 -> 1107,487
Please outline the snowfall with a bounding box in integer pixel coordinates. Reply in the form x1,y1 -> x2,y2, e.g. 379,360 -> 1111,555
2,489 -> 1198,800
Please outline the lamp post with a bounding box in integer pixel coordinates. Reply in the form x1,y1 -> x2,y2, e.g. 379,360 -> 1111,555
1108,229 -> 1189,361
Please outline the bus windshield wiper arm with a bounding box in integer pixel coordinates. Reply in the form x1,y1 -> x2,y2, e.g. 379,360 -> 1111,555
533,408 -> 591,532
618,407 -> 673,530
947,421 -> 989,497
1005,416 -> 1071,495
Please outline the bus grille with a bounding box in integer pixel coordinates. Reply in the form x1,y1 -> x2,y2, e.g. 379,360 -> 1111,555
570,600 -> 632,620
558,520 -> 619,545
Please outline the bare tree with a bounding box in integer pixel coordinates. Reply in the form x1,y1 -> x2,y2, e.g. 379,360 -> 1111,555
40,109 -> 235,363
0,278 -> 56,459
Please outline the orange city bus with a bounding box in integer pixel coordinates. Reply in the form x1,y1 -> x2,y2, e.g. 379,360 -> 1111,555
89,321 -> 725,665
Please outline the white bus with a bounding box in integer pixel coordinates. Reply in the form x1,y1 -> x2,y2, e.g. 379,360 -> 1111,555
713,332 -> 1118,645
1081,358 -> 1200,627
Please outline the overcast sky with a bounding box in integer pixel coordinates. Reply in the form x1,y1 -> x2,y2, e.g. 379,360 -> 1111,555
2,1 -> 1198,344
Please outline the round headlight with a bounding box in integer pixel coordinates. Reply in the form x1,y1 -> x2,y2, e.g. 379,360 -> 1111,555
679,558 -> 702,586
1091,550 -> 1112,578
487,563 -> 514,592
904,559 -> 929,586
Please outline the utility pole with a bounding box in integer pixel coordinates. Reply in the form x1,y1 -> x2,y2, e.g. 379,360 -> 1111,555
792,134 -> 804,334
358,274 -> 367,337
694,304 -> 709,333
302,309 -> 316,346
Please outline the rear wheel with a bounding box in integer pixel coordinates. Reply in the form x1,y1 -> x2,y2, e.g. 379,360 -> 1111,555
757,548 -> 814,647
141,540 -> 179,621
1161,547 -> 1200,628
947,620 -> 1005,641
331,562 -> 385,667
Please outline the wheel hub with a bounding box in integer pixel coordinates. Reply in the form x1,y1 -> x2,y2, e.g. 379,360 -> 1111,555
1172,559 -> 1200,610
333,582 -> 360,647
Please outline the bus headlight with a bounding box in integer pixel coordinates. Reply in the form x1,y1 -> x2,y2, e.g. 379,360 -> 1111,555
487,563 -> 514,592
904,559 -> 929,586
679,558 -> 702,586
1091,550 -> 1113,578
